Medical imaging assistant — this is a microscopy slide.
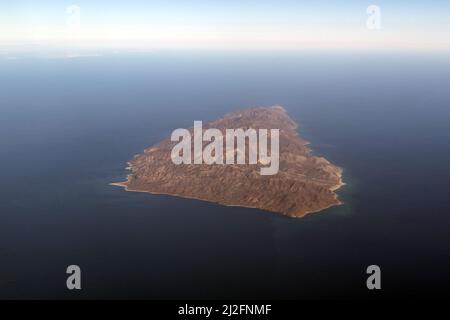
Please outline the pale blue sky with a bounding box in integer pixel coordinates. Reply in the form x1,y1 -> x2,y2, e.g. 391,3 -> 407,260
1,0 -> 449,52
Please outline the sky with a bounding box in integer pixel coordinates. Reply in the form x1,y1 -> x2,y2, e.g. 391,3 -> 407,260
0,0 -> 449,53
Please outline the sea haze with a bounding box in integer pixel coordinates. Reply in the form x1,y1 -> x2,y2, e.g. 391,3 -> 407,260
0,51 -> 450,299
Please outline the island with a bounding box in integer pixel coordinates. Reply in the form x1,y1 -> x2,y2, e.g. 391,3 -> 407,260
111,106 -> 344,218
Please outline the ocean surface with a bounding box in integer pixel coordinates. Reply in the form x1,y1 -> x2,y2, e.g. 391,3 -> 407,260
1,51 -> 450,299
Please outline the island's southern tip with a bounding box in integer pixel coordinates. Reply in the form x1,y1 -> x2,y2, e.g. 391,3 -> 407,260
112,106 -> 343,218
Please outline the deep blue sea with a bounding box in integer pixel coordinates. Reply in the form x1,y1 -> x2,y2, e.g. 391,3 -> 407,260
1,51 -> 450,299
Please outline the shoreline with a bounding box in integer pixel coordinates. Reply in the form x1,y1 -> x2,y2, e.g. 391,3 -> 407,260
110,106 -> 345,218
110,166 -> 345,218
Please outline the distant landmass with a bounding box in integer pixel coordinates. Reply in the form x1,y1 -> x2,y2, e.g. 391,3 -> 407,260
112,106 -> 344,217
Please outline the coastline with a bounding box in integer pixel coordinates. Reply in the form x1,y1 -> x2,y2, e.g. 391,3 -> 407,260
110,165 -> 345,218
110,106 -> 345,218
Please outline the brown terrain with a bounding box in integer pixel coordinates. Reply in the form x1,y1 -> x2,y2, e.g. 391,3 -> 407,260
112,106 -> 344,218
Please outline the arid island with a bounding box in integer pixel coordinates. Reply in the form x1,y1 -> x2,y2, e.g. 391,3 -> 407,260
112,106 -> 344,218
